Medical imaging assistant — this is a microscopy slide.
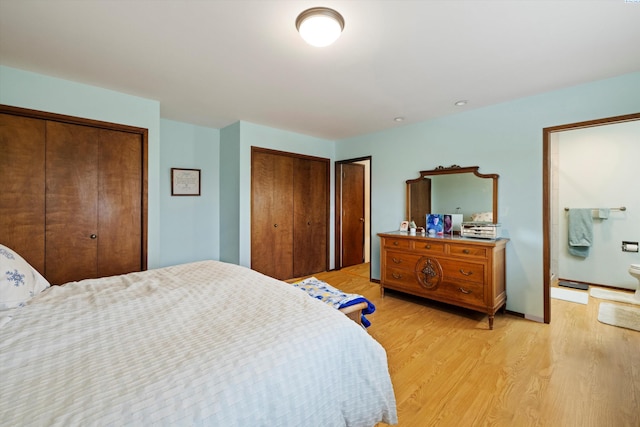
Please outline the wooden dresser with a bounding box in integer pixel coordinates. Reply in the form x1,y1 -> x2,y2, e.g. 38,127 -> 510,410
378,231 -> 508,329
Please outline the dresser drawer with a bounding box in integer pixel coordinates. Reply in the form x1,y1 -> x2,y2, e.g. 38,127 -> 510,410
438,280 -> 484,306
383,266 -> 418,290
439,259 -> 485,285
448,244 -> 488,259
383,238 -> 411,249
385,251 -> 421,270
413,240 -> 445,254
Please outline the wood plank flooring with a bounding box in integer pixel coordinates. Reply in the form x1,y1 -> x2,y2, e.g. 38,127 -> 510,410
311,264 -> 640,427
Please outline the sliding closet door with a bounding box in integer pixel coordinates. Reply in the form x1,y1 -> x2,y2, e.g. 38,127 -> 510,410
251,147 -> 329,280
0,113 -> 46,274
45,122 -> 100,284
45,121 -> 144,284
97,128 -> 143,278
293,157 -> 328,278
251,150 -> 294,280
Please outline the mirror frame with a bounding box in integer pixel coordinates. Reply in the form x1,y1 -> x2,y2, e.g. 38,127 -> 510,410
406,165 -> 499,224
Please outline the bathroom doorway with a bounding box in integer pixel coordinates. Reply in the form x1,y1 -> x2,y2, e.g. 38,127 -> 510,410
542,113 -> 640,323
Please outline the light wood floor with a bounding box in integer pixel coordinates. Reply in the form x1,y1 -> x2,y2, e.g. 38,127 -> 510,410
312,264 -> 640,427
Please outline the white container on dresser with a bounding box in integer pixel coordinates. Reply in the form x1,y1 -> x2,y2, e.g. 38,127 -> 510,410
378,231 -> 509,329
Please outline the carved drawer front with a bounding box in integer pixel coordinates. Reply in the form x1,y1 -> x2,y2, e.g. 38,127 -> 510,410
448,244 -> 488,258
439,280 -> 484,305
384,238 -> 411,249
439,259 -> 485,285
385,251 -> 421,270
413,241 -> 445,254
384,266 -> 419,289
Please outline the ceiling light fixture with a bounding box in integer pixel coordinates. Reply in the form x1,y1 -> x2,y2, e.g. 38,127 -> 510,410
394,117 -> 405,122
296,7 -> 345,47
454,100 -> 468,107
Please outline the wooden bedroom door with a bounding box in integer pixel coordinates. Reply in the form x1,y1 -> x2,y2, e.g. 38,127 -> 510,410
340,162 -> 365,267
45,121 -> 143,284
251,147 -> 329,280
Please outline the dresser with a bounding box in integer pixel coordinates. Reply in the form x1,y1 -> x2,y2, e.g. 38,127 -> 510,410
379,231 -> 508,329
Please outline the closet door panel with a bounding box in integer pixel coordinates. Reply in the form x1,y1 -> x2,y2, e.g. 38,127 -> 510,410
293,158 -> 328,278
0,114 -> 46,274
251,151 -> 294,280
97,130 -> 143,277
45,122 -> 99,285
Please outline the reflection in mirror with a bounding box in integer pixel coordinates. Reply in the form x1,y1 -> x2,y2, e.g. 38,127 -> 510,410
407,166 -> 498,229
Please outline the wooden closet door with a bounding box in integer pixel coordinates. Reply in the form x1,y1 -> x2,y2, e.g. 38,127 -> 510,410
251,150 -> 294,280
293,158 -> 328,278
45,122 -> 144,284
97,129 -> 143,277
45,122 -> 100,284
0,113 -> 46,274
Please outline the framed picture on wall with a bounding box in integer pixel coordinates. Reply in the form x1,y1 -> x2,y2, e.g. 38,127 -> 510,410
171,168 -> 201,196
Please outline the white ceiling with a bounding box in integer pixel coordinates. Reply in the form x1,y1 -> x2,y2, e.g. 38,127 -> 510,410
1,0 -> 639,140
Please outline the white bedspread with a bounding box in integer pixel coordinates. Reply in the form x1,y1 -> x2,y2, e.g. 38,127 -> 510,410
0,260 -> 397,426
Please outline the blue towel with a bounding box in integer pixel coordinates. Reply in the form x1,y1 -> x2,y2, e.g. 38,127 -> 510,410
568,209 -> 593,258
291,277 -> 376,327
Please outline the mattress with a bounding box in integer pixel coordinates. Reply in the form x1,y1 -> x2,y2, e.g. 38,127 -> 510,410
0,260 -> 397,426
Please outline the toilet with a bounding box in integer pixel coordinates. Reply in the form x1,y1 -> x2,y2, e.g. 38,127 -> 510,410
629,263 -> 640,299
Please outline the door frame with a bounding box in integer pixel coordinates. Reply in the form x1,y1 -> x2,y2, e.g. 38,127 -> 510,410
335,156 -> 372,277
542,112 -> 640,324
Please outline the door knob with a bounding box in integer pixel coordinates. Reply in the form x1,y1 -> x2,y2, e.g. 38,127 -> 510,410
90,234 -> 97,239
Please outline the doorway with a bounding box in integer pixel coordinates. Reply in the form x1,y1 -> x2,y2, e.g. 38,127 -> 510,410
542,112 -> 640,323
335,157 -> 371,277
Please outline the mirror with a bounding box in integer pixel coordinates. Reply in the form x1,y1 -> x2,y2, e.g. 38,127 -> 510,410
406,165 -> 499,229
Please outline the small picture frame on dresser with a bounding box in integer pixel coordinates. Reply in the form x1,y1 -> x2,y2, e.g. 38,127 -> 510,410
399,221 -> 409,232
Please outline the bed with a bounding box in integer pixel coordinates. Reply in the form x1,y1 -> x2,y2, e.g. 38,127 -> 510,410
0,245 -> 397,426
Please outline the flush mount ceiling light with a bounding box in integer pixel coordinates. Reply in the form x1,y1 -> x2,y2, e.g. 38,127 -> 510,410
454,100 -> 468,106
296,7 -> 345,47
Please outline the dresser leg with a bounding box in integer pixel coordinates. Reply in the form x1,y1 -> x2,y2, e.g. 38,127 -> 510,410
488,315 -> 494,330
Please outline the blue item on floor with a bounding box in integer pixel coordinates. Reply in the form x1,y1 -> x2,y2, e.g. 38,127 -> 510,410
291,277 -> 376,327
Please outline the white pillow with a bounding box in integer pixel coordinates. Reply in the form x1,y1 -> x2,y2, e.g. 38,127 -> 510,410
0,243 -> 50,311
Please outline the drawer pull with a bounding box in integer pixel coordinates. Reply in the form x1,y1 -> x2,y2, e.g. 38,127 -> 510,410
458,287 -> 472,294
463,249 -> 470,254
459,269 -> 473,276
392,273 -> 403,279
392,257 -> 402,264
393,241 -> 400,246
424,244 -> 431,249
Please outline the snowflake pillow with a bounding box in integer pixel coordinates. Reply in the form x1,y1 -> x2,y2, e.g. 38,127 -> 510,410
0,243 -> 51,311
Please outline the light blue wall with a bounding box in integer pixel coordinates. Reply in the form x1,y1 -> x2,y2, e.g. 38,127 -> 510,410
4,63 -> 638,320
0,65 -> 162,268
159,119 -> 220,266
219,122 -> 241,264
335,72 -> 640,319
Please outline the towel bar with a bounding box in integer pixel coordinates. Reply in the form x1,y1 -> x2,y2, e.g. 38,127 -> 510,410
564,206 -> 626,211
